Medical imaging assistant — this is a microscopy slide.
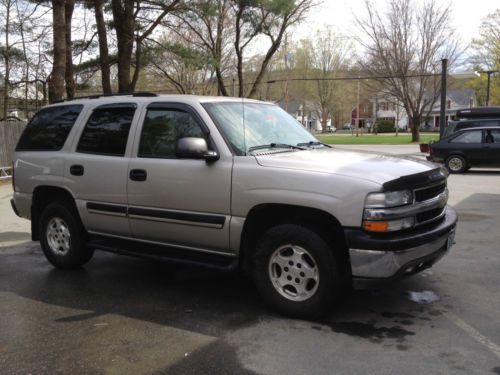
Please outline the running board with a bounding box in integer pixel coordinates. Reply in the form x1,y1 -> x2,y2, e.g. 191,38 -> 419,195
88,235 -> 238,271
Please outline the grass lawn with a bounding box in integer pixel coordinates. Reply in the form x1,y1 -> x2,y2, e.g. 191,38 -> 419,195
316,133 -> 439,145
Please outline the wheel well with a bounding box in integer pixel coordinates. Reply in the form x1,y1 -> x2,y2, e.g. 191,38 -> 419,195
31,186 -> 76,241
239,204 -> 350,278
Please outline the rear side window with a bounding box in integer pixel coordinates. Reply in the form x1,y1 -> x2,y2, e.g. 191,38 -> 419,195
138,109 -> 205,158
451,130 -> 482,144
77,105 -> 135,156
16,105 -> 83,151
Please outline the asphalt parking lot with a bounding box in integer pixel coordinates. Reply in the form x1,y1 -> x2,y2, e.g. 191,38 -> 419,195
1,146 -> 499,375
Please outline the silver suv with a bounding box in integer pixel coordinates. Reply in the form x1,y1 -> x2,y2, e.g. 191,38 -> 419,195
11,93 -> 457,318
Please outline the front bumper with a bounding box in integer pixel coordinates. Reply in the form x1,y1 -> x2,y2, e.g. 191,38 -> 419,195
346,206 -> 457,289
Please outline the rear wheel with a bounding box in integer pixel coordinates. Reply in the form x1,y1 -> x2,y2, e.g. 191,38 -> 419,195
253,224 -> 340,318
445,155 -> 467,173
39,201 -> 93,269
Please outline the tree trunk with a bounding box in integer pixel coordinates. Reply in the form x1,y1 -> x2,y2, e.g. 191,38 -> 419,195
411,115 -> 420,142
49,0 -> 66,103
65,0 -> 76,99
247,27 -> 286,98
112,0 -> 135,93
3,0 -> 11,119
94,0 -> 112,94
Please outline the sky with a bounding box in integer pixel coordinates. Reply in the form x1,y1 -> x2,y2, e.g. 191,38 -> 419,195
294,0 -> 499,49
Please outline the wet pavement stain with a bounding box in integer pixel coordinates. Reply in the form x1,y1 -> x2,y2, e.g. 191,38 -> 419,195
395,319 -> 414,326
492,366 -> 500,374
381,312 -> 416,319
327,321 -> 416,343
397,344 -> 411,351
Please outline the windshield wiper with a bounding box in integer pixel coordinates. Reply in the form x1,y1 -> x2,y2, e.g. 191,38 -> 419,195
248,143 -> 305,153
297,141 -> 331,148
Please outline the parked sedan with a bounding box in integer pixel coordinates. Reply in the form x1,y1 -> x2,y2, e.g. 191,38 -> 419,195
427,127 -> 500,173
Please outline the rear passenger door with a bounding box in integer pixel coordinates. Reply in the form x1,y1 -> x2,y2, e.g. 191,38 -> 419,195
483,129 -> 500,165
127,103 -> 232,253
449,130 -> 484,164
65,103 -> 138,237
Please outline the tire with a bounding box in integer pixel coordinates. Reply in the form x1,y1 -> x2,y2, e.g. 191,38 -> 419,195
39,201 -> 93,269
253,224 -> 340,319
445,155 -> 467,173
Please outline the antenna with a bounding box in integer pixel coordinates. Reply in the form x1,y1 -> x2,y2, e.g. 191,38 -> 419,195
242,96 -> 246,155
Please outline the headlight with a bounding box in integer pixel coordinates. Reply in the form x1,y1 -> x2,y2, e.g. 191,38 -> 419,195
365,190 -> 413,208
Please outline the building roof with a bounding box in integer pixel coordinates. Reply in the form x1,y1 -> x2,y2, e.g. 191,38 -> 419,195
276,99 -> 301,115
447,89 -> 475,107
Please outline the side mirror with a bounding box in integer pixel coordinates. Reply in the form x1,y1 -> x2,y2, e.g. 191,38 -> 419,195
175,137 -> 219,162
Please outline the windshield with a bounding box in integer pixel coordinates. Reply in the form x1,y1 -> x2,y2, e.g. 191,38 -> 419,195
203,102 -> 318,155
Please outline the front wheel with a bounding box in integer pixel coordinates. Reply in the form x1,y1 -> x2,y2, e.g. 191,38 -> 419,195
445,155 -> 467,173
253,224 -> 340,318
39,201 -> 94,269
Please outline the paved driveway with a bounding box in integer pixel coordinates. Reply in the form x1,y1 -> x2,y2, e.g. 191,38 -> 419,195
0,151 -> 499,374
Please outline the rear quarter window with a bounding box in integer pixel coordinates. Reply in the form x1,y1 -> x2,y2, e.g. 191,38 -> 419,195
16,105 -> 83,151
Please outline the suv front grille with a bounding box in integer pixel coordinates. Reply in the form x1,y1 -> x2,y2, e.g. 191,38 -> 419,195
415,182 -> 446,202
416,207 -> 445,224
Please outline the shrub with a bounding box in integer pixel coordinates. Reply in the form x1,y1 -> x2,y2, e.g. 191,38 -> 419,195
375,119 -> 395,133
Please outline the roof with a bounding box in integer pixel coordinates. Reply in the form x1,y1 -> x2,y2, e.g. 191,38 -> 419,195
45,93 -> 269,108
447,89 -> 475,107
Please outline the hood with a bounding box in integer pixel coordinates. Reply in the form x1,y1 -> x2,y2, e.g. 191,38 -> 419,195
255,147 -> 438,186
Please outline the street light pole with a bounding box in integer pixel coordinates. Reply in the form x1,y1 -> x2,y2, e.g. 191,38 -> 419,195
479,70 -> 499,106
439,58 -> 448,139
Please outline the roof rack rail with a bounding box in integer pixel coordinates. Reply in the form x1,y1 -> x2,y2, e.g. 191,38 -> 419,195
456,107 -> 500,119
53,92 -> 159,103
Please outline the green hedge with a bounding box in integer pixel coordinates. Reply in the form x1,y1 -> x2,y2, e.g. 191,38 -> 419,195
375,120 -> 395,133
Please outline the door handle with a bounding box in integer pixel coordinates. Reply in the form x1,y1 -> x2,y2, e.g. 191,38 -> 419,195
70,164 -> 84,176
129,169 -> 147,181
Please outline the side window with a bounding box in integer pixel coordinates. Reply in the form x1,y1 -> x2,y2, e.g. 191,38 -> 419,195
77,106 -> 135,156
138,109 -> 205,158
450,130 -> 482,144
16,105 -> 83,151
488,130 -> 500,143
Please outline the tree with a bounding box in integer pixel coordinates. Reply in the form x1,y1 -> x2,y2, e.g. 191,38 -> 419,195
174,0 -> 313,98
357,0 -> 459,142
48,0 -> 67,102
470,9 -> 500,105
111,0 -> 180,93
93,0 -> 112,93
307,30 -> 352,133
233,0 -> 314,98
149,33 -> 216,94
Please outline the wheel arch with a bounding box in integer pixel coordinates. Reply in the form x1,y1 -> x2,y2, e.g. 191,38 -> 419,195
31,185 -> 77,241
239,203 -> 350,280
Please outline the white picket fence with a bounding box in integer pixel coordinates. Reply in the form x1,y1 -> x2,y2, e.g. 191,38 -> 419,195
0,120 -> 26,178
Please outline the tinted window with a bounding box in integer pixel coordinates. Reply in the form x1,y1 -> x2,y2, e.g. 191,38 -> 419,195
451,130 -> 482,144
16,105 -> 82,151
77,106 -> 135,156
486,129 -> 500,143
138,109 -> 205,158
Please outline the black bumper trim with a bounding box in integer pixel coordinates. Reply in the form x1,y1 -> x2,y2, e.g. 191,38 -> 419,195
345,206 -> 457,251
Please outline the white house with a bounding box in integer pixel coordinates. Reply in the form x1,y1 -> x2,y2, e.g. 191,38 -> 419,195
371,89 -> 476,130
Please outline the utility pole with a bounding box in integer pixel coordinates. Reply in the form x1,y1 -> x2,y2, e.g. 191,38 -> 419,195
479,70 -> 499,106
439,58 -> 447,139
356,77 -> 360,137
